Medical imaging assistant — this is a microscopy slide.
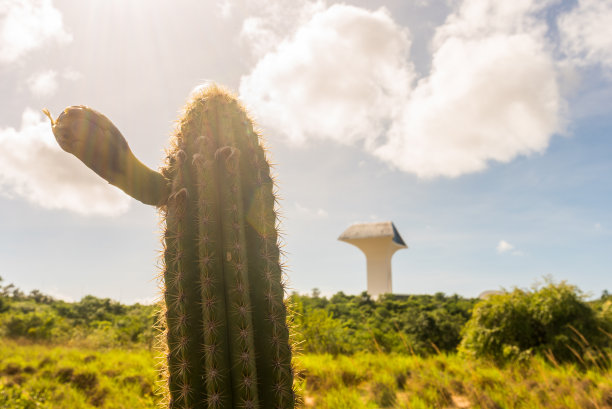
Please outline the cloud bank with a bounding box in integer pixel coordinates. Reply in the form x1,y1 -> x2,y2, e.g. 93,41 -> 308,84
0,109 -> 130,215
238,0 -> 324,59
25,68 -> 82,97
240,5 -> 414,149
0,0 -> 72,64
377,0 -> 562,177
238,0 -> 610,178
26,69 -> 58,97
558,0 -> 612,72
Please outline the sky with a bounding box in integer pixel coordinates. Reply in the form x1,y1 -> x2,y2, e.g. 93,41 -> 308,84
1,0 -> 612,303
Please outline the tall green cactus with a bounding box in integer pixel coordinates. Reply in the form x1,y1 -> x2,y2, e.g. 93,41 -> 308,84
45,84 -> 295,409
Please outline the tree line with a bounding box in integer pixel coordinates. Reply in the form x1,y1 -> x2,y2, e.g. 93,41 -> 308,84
1,276 -> 611,367
0,276 -> 158,347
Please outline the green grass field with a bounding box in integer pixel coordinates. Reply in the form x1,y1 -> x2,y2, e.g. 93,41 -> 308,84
2,339 -> 612,409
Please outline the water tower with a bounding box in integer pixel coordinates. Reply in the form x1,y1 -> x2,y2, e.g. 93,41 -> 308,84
338,221 -> 407,298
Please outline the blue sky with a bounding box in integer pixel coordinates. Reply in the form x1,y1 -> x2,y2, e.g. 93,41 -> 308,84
1,0 -> 611,303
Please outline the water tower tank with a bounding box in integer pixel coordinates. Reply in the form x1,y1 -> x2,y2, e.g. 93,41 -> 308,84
338,221 -> 407,299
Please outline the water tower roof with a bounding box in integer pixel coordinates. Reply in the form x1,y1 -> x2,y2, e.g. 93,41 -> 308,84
338,221 -> 407,247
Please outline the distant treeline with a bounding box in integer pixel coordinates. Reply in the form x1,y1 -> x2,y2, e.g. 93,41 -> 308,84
290,281 -> 612,367
1,276 -> 611,366
289,290 -> 477,355
0,276 -> 158,348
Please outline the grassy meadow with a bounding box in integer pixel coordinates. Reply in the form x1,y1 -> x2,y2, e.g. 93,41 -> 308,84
2,277 -> 612,408
3,339 -> 612,408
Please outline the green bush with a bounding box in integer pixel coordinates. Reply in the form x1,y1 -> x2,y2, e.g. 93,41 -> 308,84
460,280 -> 610,366
0,278 -> 157,347
3,310 -> 58,340
289,291 -> 477,355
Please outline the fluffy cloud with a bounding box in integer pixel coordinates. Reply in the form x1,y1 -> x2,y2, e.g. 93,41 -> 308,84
240,5 -> 415,148
377,0 -> 562,177
62,67 -> 82,81
0,109 -> 130,215
295,202 -> 328,218
558,0 -> 612,71
218,0 -> 233,18
0,0 -> 71,64
239,0 -> 564,178
496,239 -> 514,253
26,69 -> 57,97
238,0 -> 324,59
26,68 -> 82,97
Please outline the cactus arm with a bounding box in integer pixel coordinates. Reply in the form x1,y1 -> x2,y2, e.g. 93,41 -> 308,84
43,106 -> 170,206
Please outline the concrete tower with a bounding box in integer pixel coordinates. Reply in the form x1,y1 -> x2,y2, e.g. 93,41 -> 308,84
338,221 -> 407,299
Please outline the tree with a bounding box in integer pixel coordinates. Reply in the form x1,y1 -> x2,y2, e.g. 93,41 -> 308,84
460,280 -> 610,366
0,276 -> 5,312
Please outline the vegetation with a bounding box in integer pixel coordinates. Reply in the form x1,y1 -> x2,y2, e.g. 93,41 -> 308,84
460,280 -> 612,367
3,340 -> 612,409
2,276 -> 612,408
296,353 -> 612,408
0,340 -> 160,409
0,276 -> 157,348
290,290 -> 477,355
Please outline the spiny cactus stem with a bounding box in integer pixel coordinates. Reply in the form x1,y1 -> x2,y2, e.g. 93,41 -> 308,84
48,84 -> 296,408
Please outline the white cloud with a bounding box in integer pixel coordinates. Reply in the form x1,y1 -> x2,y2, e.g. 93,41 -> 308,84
132,295 -> 157,305
0,109 -> 130,215
496,239 -> 514,253
218,0 -> 233,18
240,4 -> 415,148
42,287 -> 74,302
26,68 -> 81,97
0,0 -> 72,64
26,69 -> 57,96
558,0 -> 612,71
239,0 -> 564,178
497,239 -> 524,256
239,0 -> 324,59
62,67 -> 82,81
295,202 -> 328,218
377,0 -> 562,177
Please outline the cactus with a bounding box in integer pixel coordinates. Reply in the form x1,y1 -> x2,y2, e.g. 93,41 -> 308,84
44,84 -> 295,408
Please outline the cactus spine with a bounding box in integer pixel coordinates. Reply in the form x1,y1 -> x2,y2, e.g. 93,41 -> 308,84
45,84 -> 295,408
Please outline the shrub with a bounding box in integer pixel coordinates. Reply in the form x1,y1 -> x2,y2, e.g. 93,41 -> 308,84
294,308 -> 355,354
459,280 -> 610,366
289,291 -> 477,355
3,311 -> 57,340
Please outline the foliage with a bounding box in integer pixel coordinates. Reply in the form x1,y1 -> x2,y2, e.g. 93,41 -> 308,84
460,280 -> 611,366
290,290 -> 477,355
2,277 -> 611,368
0,278 -> 157,348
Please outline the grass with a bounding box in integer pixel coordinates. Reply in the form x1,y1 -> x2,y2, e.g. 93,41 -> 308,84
0,339 -> 161,409
297,353 -> 612,408
2,339 -> 612,408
